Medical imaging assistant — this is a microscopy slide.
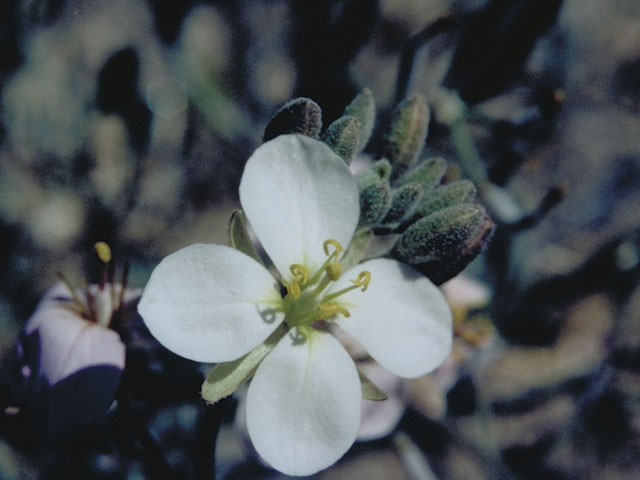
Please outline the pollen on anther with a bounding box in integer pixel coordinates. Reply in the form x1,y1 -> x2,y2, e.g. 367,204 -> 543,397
290,264 -> 310,285
326,262 -> 343,281
323,239 -> 343,257
94,242 -> 112,263
351,271 -> 371,292
317,302 -> 351,320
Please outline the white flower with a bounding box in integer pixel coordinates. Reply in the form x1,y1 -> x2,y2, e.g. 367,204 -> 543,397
14,280 -> 133,444
138,134 -> 452,476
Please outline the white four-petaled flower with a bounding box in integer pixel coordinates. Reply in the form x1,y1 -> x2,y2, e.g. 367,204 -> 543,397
138,134 -> 452,476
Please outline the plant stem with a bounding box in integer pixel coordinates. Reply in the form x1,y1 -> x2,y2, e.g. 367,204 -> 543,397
195,400 -> 227,480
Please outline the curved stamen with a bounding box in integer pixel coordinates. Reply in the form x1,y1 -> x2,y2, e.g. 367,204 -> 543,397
316,302 -> 351,320
282,279 -> 302,299
321,270 -> 371,302
351,271 -> 371,292
290,264 -> 310,286
323,239 -> 343,258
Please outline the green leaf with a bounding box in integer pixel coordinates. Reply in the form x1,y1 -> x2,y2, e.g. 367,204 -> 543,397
358,368 -> 388,401
201,324 -> 288,404
228,210 -> 261,263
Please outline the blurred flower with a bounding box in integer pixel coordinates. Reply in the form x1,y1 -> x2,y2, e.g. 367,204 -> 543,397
138,134 -> 452,476
3,246 -> 140,445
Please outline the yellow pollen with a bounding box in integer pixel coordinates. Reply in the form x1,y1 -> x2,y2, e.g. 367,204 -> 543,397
323,239 -> 343,257
326,262 -> 343,281
282,279 -> 301,299
94,242 -> 112,263
317,302 -> 351,320
351,271 -> 371,292
290,264 -> 310,285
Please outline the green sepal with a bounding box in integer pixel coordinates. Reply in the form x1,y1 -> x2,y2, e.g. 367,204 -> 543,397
359,181 -> 392,226
263,97 -> 322,142
380,95 -> 430,178
382,182 -> 423,225
344,88 -> 376,152
201,324 -> 288,404
228,210 -> 262,263
395,156 -> 447,190
391,203 -> 486,264
416,180 -> 477,218
322,115 -> 361,163
358,368 -> 388,401
342,228 -> 373,272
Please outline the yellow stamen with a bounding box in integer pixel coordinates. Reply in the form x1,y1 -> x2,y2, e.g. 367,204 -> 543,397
351,271 -> 371,292
94,242 -> 112,263
290,264 -> 310,286
323,239 -> 343,258
325,262 -> 343,281
317,302 -> 351,320
282,279 -> 301,299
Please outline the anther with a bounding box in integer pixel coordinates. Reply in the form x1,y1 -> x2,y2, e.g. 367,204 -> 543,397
325,262 -> 343,281
290,264 -> 310,286
323,239 -> 343,258
351,271 -> 371,292
282,279 -> 301,299
94,242 -> 112,263
317,302 -> 351,320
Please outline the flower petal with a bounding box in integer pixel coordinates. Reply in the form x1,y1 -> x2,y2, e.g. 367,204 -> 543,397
138,244 -> 284,363
246,328 -> 361,476
332,258 -> 452,378
26,282 -> 125,385
239,134 -> 359,281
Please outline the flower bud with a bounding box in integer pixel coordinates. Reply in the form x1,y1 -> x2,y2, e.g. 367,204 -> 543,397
395,156 -> 447,189
359,181 -> 391,226
355,159 -> 392,190
414,212 -> 495,285
380,95 -> 430,178
382,182 -> 423,225
343,88 -> 376,152
322,115 -> 361,163
392,204 -> 486,265
416,180 -> 477,218
263,97 -> 322,142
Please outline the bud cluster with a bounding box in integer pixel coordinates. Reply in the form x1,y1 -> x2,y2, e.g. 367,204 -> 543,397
263,90 -> 494,285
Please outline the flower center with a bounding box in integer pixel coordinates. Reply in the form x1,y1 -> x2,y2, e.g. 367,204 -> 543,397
282,239 -> 370,328
58,242 -> 130,328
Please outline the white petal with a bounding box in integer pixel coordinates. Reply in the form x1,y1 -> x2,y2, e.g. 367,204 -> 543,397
332,258 -> 452,378
246,328 -> 361,476
138,244 -> 284,363
239,134 -> 359,281
26,282 -> 125,385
